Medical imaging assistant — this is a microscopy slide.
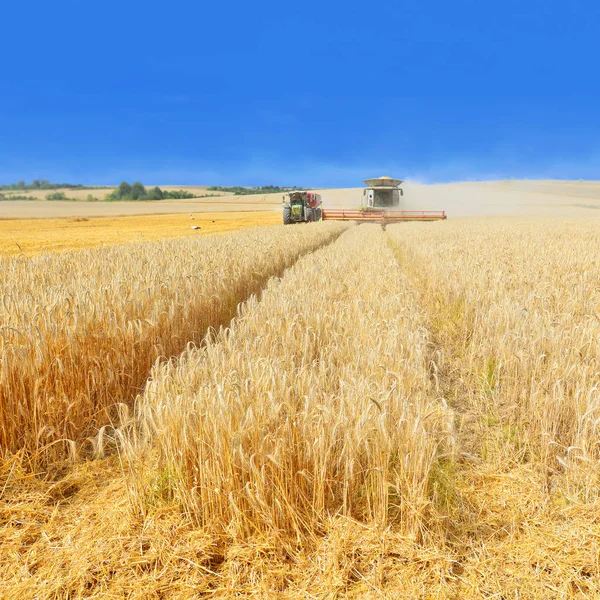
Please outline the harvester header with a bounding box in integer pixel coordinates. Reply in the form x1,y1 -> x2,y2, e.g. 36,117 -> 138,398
322,209 -> 447,222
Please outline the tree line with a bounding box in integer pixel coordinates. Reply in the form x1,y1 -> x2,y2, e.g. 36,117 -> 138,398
106,182 -> 197,201
0,180 -> 94,191
0,180 -> 298,201
207,185 -> 303,195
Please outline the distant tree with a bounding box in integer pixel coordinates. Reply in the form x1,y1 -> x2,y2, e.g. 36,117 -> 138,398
207,185 -> 299,196
103,181 -> 200,201
118,181 -> 132,199
16,181 -> 25,190
130,181 -> 147,200
146,186 -> 164,200
46,191 -> 68,201
162,189 -> 195,199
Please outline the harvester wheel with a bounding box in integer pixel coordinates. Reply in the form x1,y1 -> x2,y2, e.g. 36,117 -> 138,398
283,206 -> 292,225
305,207 -> 314,222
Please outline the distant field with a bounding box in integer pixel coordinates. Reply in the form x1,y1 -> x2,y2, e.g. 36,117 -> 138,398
0,211 -> 281,256
0,199 -> 279,219
4,180 -> 600,217
4,180 -> 600,257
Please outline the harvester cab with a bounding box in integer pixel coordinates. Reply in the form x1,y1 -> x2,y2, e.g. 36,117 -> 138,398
282,191 -> 322,224
362,176 -> 404,208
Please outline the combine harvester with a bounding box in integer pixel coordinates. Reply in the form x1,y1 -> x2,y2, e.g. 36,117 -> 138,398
282,176 -> 446,225
322,176 -> 446,223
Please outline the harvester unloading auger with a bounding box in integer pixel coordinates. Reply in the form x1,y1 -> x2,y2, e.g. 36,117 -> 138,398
282,176 -> 446,224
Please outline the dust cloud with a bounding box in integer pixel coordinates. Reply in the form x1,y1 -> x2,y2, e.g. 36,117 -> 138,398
316,180 -> 600,218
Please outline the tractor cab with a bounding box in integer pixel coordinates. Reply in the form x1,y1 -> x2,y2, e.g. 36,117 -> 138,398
289,192 -> 306,217
282,191 -> 322,224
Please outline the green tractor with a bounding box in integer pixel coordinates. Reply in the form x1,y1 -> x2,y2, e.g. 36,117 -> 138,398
282,191 -> 323,224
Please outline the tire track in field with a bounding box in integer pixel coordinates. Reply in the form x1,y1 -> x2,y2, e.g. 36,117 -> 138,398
0,224 -> 351,462
385,231 -> 493,561
384,232 -> 600,599
96,224 -> 353,456
386,233 -> 480,456
177,223 -> 352,345
386,231 -> 549,582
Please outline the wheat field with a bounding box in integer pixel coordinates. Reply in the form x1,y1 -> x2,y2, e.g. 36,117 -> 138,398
0,222 -> 346,458
0,211 -> 281,256
1,218 -> 600,598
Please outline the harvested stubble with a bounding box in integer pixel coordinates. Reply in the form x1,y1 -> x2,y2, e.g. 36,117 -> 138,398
130,224 -> 454,545
0,222 -> 347,459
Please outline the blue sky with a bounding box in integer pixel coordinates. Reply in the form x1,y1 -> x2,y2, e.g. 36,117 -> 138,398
1,0 -> 599,186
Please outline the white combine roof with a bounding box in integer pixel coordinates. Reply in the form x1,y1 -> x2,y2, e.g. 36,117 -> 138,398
363,175 -> 403,188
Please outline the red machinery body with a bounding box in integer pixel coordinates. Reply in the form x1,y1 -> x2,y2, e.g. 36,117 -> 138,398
322,209 -> 446,222
305,191 -> 321,208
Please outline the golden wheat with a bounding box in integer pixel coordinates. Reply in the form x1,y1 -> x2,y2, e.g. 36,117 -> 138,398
4,217 -> 600,598
0,223 -> 347,459
129,225 -> 454,544
0,212 -> 282,257
389,218 -> 600,493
